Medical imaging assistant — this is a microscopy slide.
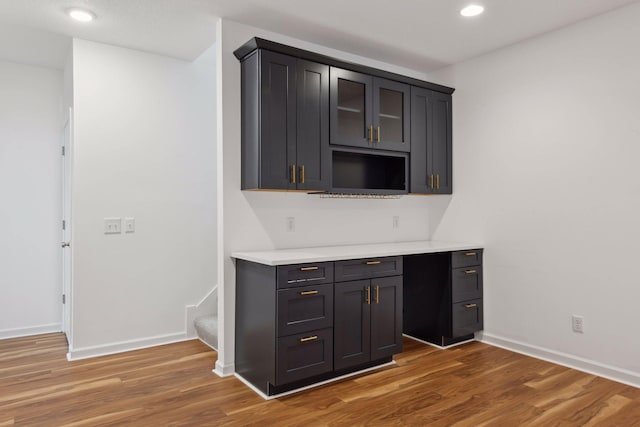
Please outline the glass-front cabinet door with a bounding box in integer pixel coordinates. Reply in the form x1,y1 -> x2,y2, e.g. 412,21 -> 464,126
330,67 -> 410,152
373,79 -> 411,152
330,68 -> 373,148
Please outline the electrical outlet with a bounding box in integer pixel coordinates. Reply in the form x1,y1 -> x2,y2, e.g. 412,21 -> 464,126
286,217 -> 295,232
104,217 -> 121,234
393,216 -> 400,229
572,315 -> 584,333
124,217 -> 135,233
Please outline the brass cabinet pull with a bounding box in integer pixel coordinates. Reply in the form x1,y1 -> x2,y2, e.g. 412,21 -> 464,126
436,174 -> 440,190
300,335 -> 318,343
377,126 -> 381,143
300,165 -> 305,184
368,125 -> 373,142
465,303 -> 477,309
291,164 -> 296,184
299,290 -> 319,296
366,286 -> 371,305
366,261 -> 381,265
375,286 -> 379,304
300,266 -> 319,271
429,175 -> 434,190
465,252 -> 477,257
465,270 -> 477,275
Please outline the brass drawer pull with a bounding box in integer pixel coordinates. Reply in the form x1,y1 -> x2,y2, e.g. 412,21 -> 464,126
300,165 -> 305,184
300,266 -> 319,271
366,261 -> 381,265
291,164 -> 296,184
436,174 -> 440,190
465,252 -> 477,256
299,290 -> 318,296
366,286 -> 371,305
429,175 -> 434,190
465,270 -> 477,274
465,303 -> 478,309
300,335 -> 318,343
377,126 -> 381,143
375,285 -> 379,304
368,125 -> 373,142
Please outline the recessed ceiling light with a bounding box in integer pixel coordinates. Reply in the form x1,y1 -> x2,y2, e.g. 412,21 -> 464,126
460,4 -> 484,17
67,8 -> 96,22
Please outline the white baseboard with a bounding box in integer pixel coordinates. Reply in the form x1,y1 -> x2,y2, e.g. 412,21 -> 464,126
480,332 -> 640,389
213,359 -> 235,377
0,323 -> 62,340
235,360 -> 396,400
67,332 -> 191,361
185,305 -> 198,339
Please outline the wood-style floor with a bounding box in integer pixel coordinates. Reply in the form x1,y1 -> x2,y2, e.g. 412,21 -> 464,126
1,334 -> 638,426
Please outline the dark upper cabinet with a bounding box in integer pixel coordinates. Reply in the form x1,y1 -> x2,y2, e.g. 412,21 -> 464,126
241,50 -> 329,191
297,60 -> 330,191
410,87 -> 452,194
236,38 -> 455,195
331,67 -> 410,152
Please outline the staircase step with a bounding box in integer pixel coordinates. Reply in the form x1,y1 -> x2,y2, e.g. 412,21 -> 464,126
194,315 -> 218,350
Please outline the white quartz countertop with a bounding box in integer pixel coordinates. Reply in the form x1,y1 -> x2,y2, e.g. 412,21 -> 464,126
232,240 -> 484,266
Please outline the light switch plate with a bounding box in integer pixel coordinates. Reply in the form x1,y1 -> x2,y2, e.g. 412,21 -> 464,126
104,217 -> 122,234
125,217 -> 135,233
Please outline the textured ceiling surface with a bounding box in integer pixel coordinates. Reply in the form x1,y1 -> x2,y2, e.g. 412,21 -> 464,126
0,0 -> 637,70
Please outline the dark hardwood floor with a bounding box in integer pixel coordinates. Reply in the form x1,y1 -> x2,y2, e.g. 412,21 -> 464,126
1,333 -> 638,426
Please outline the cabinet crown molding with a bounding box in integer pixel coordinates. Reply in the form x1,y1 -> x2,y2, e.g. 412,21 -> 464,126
234,37 -> 455,95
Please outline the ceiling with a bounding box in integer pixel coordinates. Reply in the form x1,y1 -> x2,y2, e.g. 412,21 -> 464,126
0,0 -> 637,71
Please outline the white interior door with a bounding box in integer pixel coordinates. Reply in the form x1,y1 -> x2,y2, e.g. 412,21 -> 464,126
61,108 -> 72,340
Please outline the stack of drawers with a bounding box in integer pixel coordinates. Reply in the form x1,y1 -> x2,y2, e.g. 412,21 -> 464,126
275,262 -> 334,385
450,250 -> 484,339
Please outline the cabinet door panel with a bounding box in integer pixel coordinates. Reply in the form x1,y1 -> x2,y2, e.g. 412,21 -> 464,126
297,60 -> 329,191
410,87 -> 430,193
410,87 -> 452,194
276,328 -> 333,385
371,276 -> 403,360
260,51 -> 297,190
373,78 -> 410,152
334,280 -> 371,370
430,91 -> 452,194
277,283 -> 333,337
330,68 -> 373,149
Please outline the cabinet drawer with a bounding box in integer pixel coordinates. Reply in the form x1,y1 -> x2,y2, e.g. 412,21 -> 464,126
277,262 -> 334,289
451,249 -> 483,269
277,283 -> 333,336
335,256 -> 403,282
276,328 -> 333,385
451,266 -> 483,303
451,299 -> 483,337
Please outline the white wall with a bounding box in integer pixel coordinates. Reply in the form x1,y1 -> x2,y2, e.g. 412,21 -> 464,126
215,19 -> 453,374
429,3 -> 640,384
0,60 -> 63,338
69,40 -> 217,357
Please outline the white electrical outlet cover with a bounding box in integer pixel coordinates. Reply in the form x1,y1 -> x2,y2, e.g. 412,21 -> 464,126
125,217 -> 135,233
104,217 -> 122,234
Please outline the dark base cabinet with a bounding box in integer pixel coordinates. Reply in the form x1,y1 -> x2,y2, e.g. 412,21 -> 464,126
236,257 -> 403,397
403,249 -> 484,346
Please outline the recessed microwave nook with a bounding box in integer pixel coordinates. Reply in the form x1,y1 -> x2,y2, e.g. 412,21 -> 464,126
331,150 -> 407,193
